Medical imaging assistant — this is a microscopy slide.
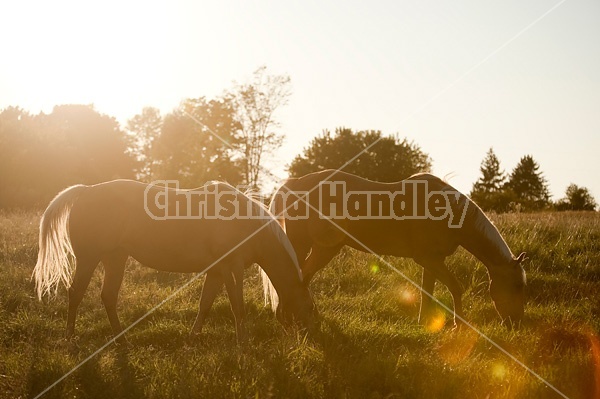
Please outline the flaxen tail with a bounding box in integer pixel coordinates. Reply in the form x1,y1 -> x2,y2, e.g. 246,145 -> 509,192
33,184 -> 88,299
260,188 -> 291,312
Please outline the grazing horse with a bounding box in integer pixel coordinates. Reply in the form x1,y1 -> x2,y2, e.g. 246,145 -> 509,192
262,169 -> 526,327
33,180 -> 315,341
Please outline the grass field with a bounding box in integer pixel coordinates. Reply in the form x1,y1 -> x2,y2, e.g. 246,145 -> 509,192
0,210 -> 598,398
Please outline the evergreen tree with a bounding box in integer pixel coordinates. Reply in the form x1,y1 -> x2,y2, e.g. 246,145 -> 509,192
506,155 -> 550,211
470,148 -> 512,212
472,148 -> 505,194
470,148 -> 511,211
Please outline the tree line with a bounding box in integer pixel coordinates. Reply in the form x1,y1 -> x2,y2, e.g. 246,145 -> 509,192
0,68 -> 596,212
0,67 -> 289,208
470,148 -> 596,212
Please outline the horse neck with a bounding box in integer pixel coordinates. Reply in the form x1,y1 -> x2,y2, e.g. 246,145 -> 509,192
256,221 -> 303,298
461,203 -> 514,271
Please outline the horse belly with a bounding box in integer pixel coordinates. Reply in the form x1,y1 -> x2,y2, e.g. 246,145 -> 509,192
123,219 -> 253,273
345,219 -> 457,259
335,219 -> 400,256
346,229 -> 414,257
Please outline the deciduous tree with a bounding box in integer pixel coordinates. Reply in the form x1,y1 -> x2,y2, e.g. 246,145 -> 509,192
0,104 -> 134,208
231,66 -> 291,188
556,184 -> 597,211
150,98 -> 242,187
126,107 -> 162,182
288,128 -> 431,181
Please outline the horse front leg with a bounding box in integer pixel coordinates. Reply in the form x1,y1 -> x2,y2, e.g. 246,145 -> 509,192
415,257 -> 464,328
301,245 -> 340,286
223,261 -> 246,343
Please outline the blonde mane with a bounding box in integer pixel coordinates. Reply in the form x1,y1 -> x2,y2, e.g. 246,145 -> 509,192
244,189 -> 299,267
243,187 -> 304,312
467,198 -> 514,263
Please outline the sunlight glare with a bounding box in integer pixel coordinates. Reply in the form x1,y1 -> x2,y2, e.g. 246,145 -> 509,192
398,285 -> 417,305
586,329 -> 600,397
4,0 -> 180,118
426,311 -> 446,333
437,329 -> 478,365
492,362 -> 508,380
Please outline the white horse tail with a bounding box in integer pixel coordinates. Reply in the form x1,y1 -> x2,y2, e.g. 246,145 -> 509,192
260,260 -> 279,312
260,189 -> 291,312
33,184 -> 88,300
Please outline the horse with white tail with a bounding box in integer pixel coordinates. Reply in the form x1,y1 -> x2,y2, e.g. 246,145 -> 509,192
262,170 -> 527,328
33,179 -> 315,342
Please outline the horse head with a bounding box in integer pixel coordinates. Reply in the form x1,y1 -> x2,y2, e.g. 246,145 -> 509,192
489,252 -> 527,326
275,285 -> 317,331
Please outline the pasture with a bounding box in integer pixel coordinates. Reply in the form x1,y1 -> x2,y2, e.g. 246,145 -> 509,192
0,210 -> 598,398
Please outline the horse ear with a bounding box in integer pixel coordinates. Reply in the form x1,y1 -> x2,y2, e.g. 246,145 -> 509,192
516,252 -> 527,263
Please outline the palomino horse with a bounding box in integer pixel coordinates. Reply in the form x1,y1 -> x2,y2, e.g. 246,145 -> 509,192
263,169 -> 526,327
33,180 -> 314,341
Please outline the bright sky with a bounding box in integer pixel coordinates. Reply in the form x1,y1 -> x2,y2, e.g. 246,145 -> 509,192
1,0 -> 599,200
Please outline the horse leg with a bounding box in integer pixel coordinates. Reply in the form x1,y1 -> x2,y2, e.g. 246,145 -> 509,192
301,245 -> 340,286
223,261 -> 246,343
190,270 -> 224,336
101,251 -> 128,340
418,269 -> 436,326
66,257 -> 99,338
415,257 -> 464,328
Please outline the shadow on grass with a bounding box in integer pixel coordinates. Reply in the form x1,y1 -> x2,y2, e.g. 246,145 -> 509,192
26,341 -> 143,399
308,317 -> 434,397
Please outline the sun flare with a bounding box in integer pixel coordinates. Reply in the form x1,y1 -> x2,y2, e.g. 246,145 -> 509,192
4,1 -> 179,118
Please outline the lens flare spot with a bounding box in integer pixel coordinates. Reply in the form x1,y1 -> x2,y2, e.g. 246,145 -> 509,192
426,312 -> 446,333
398,286 -> 417,305
437,329 -> 478,365
370,263 -> 380,274
492,362 -> 508,380
586,329 -> 600,395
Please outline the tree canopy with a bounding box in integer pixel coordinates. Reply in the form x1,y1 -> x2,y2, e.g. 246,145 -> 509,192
556,184 -> 597,211
0,105 -> 134,208
288,128 -> 431,182
0,69 -> 595,212
230,66 -> 291,189
149,98 -> 242,187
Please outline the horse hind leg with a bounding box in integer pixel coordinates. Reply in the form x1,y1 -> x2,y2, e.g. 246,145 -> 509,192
190,270 -> 224,336
100,251 -> 128,340
66,257 -> 99,339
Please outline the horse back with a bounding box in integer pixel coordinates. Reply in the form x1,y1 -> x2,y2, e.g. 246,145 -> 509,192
278,170 -> 463,258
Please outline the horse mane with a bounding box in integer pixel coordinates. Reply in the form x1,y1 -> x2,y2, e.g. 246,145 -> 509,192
236,185 -> 302,311
410,174 -> 514,264
464,195 -> 514,263
248,190 -> 300,272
